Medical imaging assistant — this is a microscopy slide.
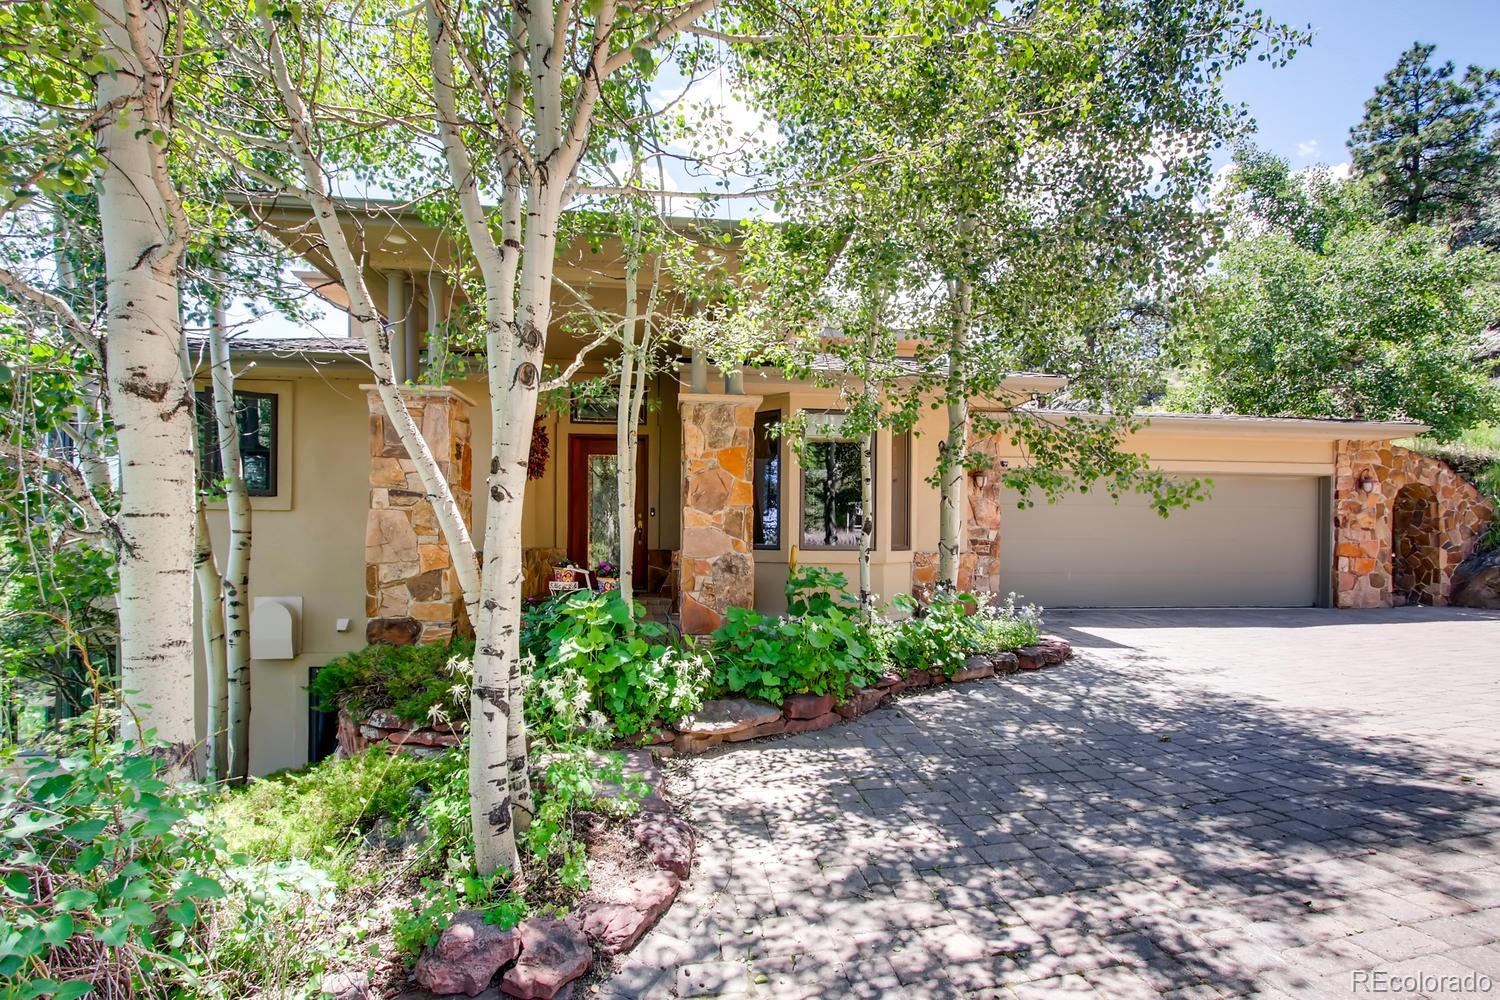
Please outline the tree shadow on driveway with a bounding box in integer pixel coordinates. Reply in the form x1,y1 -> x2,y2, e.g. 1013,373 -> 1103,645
613,643 -> 1500,999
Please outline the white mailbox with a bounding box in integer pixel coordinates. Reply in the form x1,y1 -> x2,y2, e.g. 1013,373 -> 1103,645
250,596 -> 303,660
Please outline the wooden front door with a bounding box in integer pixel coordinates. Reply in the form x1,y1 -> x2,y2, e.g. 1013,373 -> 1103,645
567,434 -> 648,585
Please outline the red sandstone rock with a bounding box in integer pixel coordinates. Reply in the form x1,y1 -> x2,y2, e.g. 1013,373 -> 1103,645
1036,636 -> 1073,664
989,652 -> 1020,674
1014,646 -> 1046,671
673,698 -> 780,737
415,910 -> 520,997
500,919 -> 591,999
874,672 -> 904,689
783,711 -> 840,734
634,814 -> 695,877
320,971 -> 370,1000
579,871 -> 680,954
725,716 -> 786,742
904,669 -> 932,688
673,732 -> 722,755
950,655 -> 995,683
783,693 -> 835,720
835,687 -> 887,719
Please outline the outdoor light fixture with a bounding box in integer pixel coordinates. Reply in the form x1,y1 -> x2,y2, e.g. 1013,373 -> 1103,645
1358,470 -> 1378,493
968,467 -> 989,490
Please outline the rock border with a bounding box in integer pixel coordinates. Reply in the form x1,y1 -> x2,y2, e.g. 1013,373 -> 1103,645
666,634 -> 1073,756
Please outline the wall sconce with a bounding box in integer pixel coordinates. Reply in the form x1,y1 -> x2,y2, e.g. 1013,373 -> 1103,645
968,467 -> 989,490
1357,469 -> 1378,493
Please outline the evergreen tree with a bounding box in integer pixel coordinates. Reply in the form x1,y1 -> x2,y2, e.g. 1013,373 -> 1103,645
1348,42 -> 1499,227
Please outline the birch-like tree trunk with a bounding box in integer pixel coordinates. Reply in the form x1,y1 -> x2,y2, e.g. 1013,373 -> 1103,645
193,501 -> 227,779
937,276 -> 972,591
208,295 -> 252,781
97,0 -> 198,765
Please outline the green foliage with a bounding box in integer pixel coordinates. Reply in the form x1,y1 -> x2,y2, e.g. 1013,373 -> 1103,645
0,737 -> 334,998
1170,150 -> 1500,440
709,567 -> 881,704
308,638 -> 475,726
888,592 -> 1043,675
524,747 -> 644,897
524,591 -> 706,741
391,873 -> 526,961
1349,43 -> 1499,229
213,746 -> 465,885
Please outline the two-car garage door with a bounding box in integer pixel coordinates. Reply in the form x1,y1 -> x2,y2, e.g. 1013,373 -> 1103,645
998,475 -> 1325,608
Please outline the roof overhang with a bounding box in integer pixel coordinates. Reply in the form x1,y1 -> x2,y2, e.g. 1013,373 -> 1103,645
1022,408 -> 1428,441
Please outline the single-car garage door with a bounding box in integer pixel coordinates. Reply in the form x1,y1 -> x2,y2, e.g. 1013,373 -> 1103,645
999,475 -> 1324,607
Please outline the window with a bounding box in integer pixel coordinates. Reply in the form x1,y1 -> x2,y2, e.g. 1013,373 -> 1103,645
753,410 -> 781,549
800,437 -> 867,549
890,431 -> 911,550
196,390 -> 278,496
570,389 -> 648,424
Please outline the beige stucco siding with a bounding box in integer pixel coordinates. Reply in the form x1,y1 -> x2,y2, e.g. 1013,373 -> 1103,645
998,474 -> 1324,607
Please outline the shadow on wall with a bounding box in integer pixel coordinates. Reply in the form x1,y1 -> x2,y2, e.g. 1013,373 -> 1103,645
650,644 -> 1500,996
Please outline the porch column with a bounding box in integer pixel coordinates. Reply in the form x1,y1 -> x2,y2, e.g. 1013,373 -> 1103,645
363,385 -> 475,645
678,393 -> 761,634
963,435 -> 1005,596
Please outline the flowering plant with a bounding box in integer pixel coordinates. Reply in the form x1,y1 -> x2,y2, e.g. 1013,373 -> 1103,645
594,560 -> 616,577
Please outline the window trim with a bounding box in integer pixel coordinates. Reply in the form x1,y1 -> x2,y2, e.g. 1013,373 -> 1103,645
797,418 -> 873,552
198,388 -> 279,498
889,429 -> 912,551
195,379 -> 294,512
753,409 -> 782,551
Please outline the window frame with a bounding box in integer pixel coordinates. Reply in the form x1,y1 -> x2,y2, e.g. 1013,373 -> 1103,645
195,380 -> 293,511
889,429 -> 912,551
797,413 -> 873,552
753,409 -> 782,551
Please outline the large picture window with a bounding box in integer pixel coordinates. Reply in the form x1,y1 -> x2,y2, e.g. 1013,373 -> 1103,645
196,390 -> 278,496
753,410 -> 781,549
800,436 -> 866,550
890,431 -> 912,550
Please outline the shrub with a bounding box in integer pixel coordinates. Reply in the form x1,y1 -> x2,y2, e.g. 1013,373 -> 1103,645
709,566 -> 880,704
0,736 -> 333,998
972,594 -> 1044,653
888,592 -> 1044,675
525,591 -> 706,740
308,638 -> 475,725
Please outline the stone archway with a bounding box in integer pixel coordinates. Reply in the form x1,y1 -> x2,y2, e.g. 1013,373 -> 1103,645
1392,483 -> 1442,606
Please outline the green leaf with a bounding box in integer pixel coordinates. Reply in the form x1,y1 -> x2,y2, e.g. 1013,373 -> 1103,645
53,888 -> 96,911
174,875 -> 225,901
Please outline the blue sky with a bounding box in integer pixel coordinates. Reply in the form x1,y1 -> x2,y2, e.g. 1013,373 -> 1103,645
1221,0 -> 1500,169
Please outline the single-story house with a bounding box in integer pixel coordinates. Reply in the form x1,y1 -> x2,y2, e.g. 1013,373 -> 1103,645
197,203 -> 1494,775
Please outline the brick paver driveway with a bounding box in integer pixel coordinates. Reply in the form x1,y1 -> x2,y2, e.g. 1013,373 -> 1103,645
604,608 -> 1500,999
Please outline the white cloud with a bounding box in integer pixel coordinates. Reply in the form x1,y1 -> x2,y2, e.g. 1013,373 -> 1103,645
1296,139 -> 1319,159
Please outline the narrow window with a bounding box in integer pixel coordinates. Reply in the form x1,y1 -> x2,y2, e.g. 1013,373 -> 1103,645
753,410 -> 781,549
800,438 -> 866,550
197,390 -> 278,497
890,431 -> 912,550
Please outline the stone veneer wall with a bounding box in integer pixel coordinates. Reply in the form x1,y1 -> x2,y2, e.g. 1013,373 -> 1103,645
913,436 -> 1006,601
678,394 -> 760,634
364,386 -> 474,645
1333,440 -> 1493,608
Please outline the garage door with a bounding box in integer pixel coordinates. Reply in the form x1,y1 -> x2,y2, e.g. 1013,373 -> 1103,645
998,475 -> 1324,607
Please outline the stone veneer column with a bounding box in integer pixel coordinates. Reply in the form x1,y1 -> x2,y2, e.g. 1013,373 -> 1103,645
1333,439 -> 1494,608
963,436 -> 1005,597
363,386 -> 474,645
678,393 -> 761,634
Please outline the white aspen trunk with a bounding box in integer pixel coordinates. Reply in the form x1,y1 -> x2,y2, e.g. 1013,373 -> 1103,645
209,297 -> 252,782
615,237 -> 641,604
96,0 -> 198,765
194,501 -> 227,780
859,430 -> 874,606
260,13 -> 481,625
937,277 -> 972,591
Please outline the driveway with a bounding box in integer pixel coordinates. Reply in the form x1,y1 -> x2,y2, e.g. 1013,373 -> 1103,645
603,608 -> 1500,999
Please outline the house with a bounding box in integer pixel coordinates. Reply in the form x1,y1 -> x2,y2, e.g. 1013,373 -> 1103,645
196,202 -> 1494,776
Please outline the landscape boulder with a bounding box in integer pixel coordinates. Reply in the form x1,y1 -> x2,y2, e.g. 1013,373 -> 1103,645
989,652 -> 1019,674
784,711 -> 840,734
835,687 -> 887,719
782,693 -> 835,720
672,698 -> 780,737
1452,546 -> 1500,609
320,971 -> 370,1000
1014,646 -> 1047,671
950,655 -> 995,683
499,919 -> 591,999
578,871 -> 680,955
634,813 -> 695,877
414,910 -> 520,997
1036,635 -> 1073,664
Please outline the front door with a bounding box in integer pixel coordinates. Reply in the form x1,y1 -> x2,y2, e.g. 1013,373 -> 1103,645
567,434 -> 648,586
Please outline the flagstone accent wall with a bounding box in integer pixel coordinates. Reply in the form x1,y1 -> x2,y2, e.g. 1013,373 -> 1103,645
912,437 -> 1006,602
1333,440 -> 1493,608
364,386 -> 474,645
678,393 -> 760,634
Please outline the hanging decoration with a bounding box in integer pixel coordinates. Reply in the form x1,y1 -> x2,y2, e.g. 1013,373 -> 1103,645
527,417 -> 550,480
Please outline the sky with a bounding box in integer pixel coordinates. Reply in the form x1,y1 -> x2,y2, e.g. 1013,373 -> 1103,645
249,0 -> 1500,340
1219,0 -> 1500,170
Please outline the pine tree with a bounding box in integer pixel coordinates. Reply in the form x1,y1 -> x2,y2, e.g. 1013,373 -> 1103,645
1348,43 -> 1499,227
